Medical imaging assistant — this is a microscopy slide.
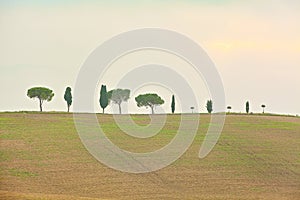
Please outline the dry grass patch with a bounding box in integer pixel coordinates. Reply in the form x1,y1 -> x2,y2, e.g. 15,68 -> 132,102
0,113 -> 299,199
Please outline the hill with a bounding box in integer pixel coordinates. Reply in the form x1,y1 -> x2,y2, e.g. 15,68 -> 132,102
0,113 -> 299,199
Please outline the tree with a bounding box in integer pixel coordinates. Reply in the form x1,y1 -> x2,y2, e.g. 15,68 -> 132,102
171,95 -> 175,114
261,104 -> 266,114
107,89 -> 130,114
190,106 -> 195,113
246,101 -> 250,114
135,93 -> 164,114
99,85 -> 108,114
64,87 -> 72,112
227,106 -> 232,113
27,87 -> 54,112
206,100 -> 213,114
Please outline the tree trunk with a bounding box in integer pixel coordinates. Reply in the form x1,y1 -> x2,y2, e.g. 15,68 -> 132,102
67,105 -> 70,113
39,98 -> 42,112
102,108 -> 104,114
118,103 -> 122,114
151,106 -> 154,114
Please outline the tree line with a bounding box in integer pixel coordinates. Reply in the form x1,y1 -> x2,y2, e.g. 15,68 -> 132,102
27,86 -> 266,114
226,101 -> 266,114
27,87 -> 72,112
99,85 -> 165,114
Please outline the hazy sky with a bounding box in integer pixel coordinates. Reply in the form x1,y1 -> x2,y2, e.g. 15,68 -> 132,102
0,0 -> 299,114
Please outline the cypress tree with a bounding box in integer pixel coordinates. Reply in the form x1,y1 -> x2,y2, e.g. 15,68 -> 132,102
64,87 -> 72,112
246,101 -> 249,114
171,95 -> 175,114
206,100 -> 213,114
99,85 -> 108,114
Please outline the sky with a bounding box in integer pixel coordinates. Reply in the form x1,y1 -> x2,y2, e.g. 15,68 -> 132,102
0,0 -> 299,115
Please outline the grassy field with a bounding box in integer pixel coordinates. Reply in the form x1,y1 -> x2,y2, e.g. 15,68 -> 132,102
0,113 -> 299,199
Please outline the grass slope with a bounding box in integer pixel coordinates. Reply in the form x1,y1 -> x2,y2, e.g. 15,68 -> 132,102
0,113 -> 299,199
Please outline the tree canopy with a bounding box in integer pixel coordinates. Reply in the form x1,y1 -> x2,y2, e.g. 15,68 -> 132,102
107,89 -> 130,114
64,87 -> 72,112
27,87 -> 54,112
99,85 -> 108,114
135,93 -> 164,114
